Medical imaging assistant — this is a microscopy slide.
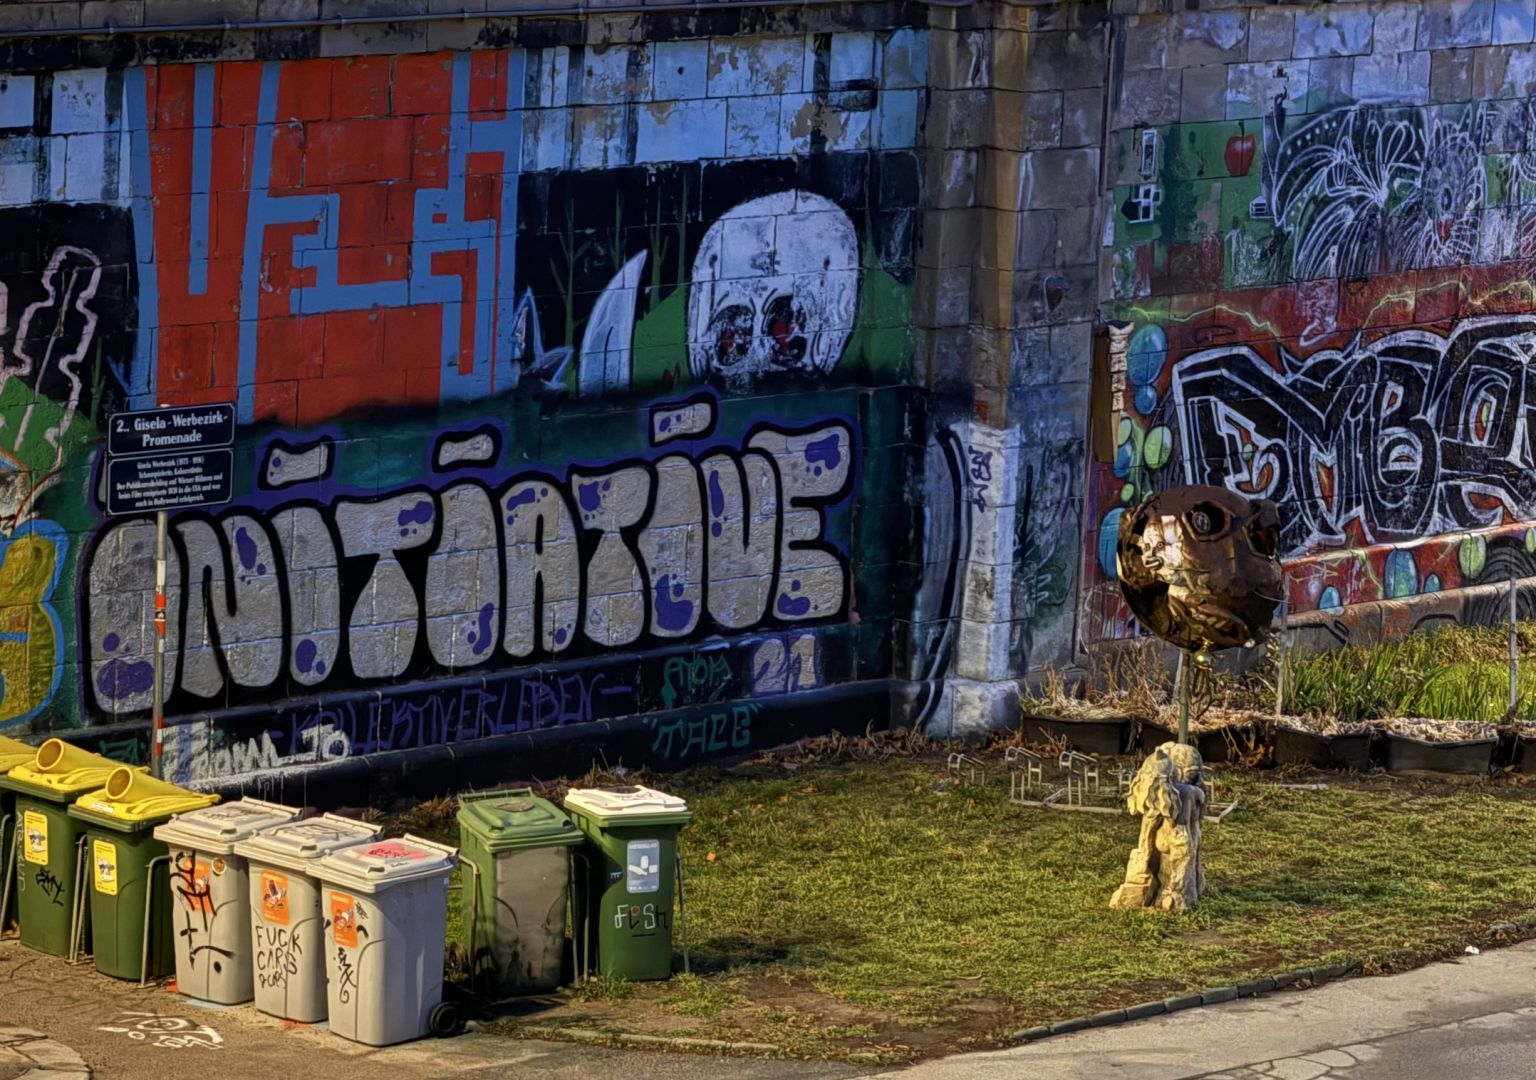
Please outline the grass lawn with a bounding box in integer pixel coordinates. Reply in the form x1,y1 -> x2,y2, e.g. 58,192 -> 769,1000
404,741 -> 1536,1063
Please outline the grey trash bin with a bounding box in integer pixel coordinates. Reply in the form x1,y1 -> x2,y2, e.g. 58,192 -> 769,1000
231,813 -> 382,1023
152,797 -> 299,1003
313,834 -> 459,1046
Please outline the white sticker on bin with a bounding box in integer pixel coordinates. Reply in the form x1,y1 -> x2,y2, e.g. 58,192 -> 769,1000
626,840 -> 661,893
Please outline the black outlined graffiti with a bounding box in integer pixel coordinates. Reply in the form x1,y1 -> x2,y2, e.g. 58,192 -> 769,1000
171,854 -> 233,974
1171,316 -> 1536,556
255,924 -> 301,990
34,867 -> 66,906
83,415 -> 857,716
1262,98 -> 1536,283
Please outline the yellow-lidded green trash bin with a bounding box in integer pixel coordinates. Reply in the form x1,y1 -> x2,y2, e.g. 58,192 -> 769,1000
68,767 -> 218,981
0,739 -> 137,957
564,785 -> 692,982
0,734 -> 37,930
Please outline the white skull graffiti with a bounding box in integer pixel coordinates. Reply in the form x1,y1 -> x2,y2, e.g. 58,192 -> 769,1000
686,190 -> 860,385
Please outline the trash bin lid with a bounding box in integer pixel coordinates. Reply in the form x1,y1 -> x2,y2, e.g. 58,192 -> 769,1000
311,833 -> 457,895
152,797 -> 300,855
563,784 -> 692,827
458,788 -> 581,853
232,814 -> 382,875
67,766 -> 219,832
0,738 -> 138,801
0,734 -> 35,775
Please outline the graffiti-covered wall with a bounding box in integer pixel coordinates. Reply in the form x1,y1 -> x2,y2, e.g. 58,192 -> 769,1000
0,12 -> 938,785
1088,0 -> 1536,650
14,0 -> 1522,777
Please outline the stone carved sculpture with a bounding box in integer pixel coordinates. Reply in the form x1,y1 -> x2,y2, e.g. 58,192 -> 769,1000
1116,485 -> 1283,651
1109,742 -> 1206,912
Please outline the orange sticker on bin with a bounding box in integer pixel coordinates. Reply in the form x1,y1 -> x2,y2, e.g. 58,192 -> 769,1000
330,892 -> 358,948
261,871 -> 290,926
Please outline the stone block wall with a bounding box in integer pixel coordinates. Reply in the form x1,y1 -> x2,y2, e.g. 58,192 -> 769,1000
0,0 -> 1526,786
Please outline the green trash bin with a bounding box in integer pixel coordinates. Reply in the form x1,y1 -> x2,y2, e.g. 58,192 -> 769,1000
0,734 -> 37,931
68,766 -> 218,980
458,787 -> 581,994
0,738 -> 139,957
563,785 -> 692,982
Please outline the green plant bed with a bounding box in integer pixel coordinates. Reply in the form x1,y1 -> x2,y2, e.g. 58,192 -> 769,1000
1273,727 -> 1373,772
1020,715 -> 1130,756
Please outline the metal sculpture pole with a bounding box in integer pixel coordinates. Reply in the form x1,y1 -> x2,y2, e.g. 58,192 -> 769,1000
1177,649 -> 1191,745
1511,571 -> 1519,717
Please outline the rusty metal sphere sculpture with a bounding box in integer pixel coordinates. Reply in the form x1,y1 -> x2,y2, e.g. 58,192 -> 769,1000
1116,485 -> 1284,651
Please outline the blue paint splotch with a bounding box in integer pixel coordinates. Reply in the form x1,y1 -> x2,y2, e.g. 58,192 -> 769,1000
96,658 -> 155,700
235,527 -> 259,571
554,626 -> 568,646
103,632 -> 121,652
578,482 -> 602,513
654,575 -> 694,632
504,487 -> 537,524
708,470 -> 725,537
803,433 -> 841,476
399,500 -> 434,537
295,638 -> 317,674
776,579 -> 811,617
467,602 -> 495,655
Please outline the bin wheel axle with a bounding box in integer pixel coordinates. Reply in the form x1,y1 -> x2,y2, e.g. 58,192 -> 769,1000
429,1002 -> 461,1038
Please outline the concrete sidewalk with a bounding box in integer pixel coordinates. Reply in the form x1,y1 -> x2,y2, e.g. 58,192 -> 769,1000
874,941 -> 1536,1080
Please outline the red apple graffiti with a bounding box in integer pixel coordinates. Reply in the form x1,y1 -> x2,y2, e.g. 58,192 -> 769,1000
1225,124 -> 1256,178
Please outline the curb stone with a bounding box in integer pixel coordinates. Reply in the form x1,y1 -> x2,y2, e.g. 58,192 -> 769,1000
1008,921 -> 1536,1048
502,1024 -> 782,1056
1008,962 -> 1361,1044
0,1028 -> 90,1078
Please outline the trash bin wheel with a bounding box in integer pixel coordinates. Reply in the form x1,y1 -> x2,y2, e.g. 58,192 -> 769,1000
429,1001 -> 461,1038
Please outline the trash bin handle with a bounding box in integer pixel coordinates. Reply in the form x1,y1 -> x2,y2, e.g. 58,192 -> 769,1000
457,786 -> 535,806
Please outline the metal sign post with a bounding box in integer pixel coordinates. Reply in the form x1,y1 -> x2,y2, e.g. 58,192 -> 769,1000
103,402 -> 236,780
152,510 -> 167,778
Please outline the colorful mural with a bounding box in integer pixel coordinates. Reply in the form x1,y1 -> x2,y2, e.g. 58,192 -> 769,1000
1090,84 -> 1536,646
0,31 -> 928,769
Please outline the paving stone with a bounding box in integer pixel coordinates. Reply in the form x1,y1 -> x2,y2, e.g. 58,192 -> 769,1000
1266,1057 -> 1331,1080
15,1041 -> 85,1070
1340,1042 -> 1380,1062
1303,1050 -> 1357,1068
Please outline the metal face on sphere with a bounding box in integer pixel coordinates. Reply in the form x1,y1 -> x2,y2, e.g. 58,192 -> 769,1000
1116,486 -> 1284,651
